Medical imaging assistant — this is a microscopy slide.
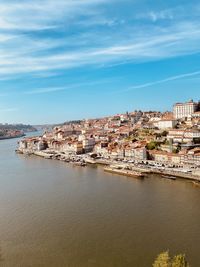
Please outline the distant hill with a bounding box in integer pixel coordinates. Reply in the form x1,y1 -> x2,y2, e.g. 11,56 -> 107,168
0,124 -> 37,133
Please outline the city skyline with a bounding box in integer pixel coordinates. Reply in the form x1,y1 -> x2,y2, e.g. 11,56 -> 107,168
0,0 -> 200,124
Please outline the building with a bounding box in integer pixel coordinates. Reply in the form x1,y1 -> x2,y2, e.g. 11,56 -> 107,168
149,151 -> 181,165
192,111 -> 200,118
82,137 -> 95,153
124,146 -> 147,161
173,100 -> 198,119
154,118 -> 177,129
167,129 -> 200,143
63,141 -> 83,154
180,148 -> 200,166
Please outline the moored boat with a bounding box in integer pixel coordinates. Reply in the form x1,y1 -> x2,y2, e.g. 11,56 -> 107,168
104,167 -> 144,178
161,175 -> 176,180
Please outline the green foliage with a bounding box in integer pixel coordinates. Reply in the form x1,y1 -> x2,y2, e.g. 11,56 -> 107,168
146,141 -> 159,150
161,130 -> 168,137
124,135 -> 137,142
153,251 -> 171,267
164,140 -> 170,146
153,251 -> 190,267
172,148 -> 178,154
172,254 -> 190,267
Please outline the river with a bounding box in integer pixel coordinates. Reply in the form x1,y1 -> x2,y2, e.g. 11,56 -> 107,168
0,136 -> 200,267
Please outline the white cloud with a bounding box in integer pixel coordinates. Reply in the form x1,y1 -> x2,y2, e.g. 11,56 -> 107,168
125,70 -> 200,91
24,87 -> 68,95
23,79 -> 115,95
0,0 -> 108,31
0,1 -> 200,79
146,10 -> 174,22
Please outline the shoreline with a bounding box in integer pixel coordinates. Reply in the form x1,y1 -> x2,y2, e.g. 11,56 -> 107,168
0,134 -> 25,140
16,148 -> 200,183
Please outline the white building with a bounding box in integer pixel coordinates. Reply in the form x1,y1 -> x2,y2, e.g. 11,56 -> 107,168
124,147 -> 147,161
154,118 -> 177,129
167,129 -> 200,143
173,100 -> 198,119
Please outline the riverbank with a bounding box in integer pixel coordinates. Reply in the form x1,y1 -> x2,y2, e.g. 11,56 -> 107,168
0,134 -> 25,140
16,148 -> 200,183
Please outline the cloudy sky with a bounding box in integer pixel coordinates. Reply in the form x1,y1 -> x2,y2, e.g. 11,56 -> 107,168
0,0 -> 200,124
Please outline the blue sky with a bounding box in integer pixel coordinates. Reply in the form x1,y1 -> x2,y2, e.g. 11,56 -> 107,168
0,0 -> 200,124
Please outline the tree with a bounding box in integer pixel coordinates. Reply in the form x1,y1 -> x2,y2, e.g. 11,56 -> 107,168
171,254 -> 190,267
161,130 -> 168,137
146,141 -> 159,150
153,251 -> 171,267
152,251 -> 190,267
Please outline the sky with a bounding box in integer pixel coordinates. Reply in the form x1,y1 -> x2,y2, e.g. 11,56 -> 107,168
0,0 -> 200,124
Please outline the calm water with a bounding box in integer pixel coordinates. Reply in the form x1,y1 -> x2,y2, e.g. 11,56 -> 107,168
0,137 -> 200,267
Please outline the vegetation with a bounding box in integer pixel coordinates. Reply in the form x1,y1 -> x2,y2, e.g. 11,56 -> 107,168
124,135 -> 137,142
146,141 -> 160,150
153,251 -> 190,267
161,130 -> 169,137
172,145 -> 181,154
164,140 -> 170,146
64,120 -> 82,125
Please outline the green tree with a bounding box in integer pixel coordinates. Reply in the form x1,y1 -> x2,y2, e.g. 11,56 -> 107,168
171,254 -> 189,267
153,251 -> 171,267
161,130 -> 168,137
152,252 -> 190,267
146,141 -> 159,150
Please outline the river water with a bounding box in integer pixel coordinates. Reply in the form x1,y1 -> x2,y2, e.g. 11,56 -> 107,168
0,136 -> 200,267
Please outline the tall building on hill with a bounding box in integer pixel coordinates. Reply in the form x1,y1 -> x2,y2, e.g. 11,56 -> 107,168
173,99 -> 198,119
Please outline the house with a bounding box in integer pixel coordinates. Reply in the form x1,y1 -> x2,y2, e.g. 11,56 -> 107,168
180,148 -> 200,165
62,141 -> 83,154
150,151 -> 169,163
124,145 -> 147,161
154,118 -> 177,129
82,137 -> 95,153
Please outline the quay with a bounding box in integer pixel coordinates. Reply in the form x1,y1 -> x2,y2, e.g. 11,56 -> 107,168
16,148 -> 200,183
148,168 -> 200,182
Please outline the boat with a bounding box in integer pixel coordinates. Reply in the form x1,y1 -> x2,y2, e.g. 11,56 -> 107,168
44,154 -> 53,159
161,175 -> 176,180
73,162 -> 86,167
84,158 -> 96,164
104,167 -> 144,179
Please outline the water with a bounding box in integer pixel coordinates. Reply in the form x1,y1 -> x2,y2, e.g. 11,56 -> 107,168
0,137 -> 200,267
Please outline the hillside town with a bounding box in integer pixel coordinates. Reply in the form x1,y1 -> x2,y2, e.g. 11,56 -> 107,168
0,124 -> 37,140
18,99 -> 200,180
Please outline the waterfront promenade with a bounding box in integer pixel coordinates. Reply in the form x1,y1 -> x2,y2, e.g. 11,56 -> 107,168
17,148 -> 200,183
